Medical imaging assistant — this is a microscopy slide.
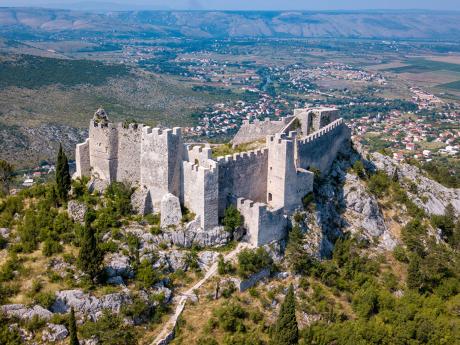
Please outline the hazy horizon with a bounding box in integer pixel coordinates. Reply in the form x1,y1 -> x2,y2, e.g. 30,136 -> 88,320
1,0 -> 459,11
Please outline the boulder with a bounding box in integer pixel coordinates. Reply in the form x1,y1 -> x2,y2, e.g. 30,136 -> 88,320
42,323 -> 69,342
160,193 -> 182,227
198,251 -> 219,271
105,254 -> 134,279
131,186 -> 154,215
0,227 -> 10,238
67,200 -> 87,223
1,304 -> 53,320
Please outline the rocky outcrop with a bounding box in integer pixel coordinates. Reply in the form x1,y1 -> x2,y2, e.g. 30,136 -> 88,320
51,289 -> 132,320
371,152 -> 460,216
1,304 -> 53,320
105,253 -> 134,280
124,222 -> 231,250
160,193 -> 182,227
314,146 -> 397,256
42,323 -> 68,342
343,173 -> 396,250
67,200 -> 87,223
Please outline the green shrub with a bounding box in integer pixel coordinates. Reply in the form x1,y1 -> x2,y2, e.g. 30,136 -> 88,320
237,247 -> 273,278
34,291 -> 56,309
214,303 -> 247,332
222,205 -> 243,233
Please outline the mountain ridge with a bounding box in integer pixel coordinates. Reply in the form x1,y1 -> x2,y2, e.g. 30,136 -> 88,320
1,7 -> 460,39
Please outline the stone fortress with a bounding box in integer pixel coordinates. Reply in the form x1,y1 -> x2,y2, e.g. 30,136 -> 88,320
75,107 -> 351,247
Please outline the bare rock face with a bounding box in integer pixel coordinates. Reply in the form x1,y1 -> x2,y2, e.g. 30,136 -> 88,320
51,290 -> 132,320
160,193 -> 182,227
67,200 -> 87,223
42,323 -> 69,342
0,304 -> 53,320
87,178 -> 109,194
371,152 -> 460,216
105,253 -> 134,279
131,185 -> 154,215
343,173 -> 397,250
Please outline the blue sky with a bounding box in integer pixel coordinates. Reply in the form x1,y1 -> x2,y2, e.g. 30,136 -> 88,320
2,0 -> 459,11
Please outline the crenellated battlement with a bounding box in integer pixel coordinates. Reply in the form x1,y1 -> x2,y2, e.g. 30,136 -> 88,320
215,147 -> 268,164
297,118 -> 344,145
142,126 -> 181,138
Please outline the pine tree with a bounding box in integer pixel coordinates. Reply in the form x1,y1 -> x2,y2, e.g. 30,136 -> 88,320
68,307 -> 80,345
78,211 -> 102,282
271,284 -> 298,345
56,144 -> 71,201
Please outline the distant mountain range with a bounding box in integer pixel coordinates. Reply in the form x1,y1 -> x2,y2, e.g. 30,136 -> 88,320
1,7 -> 460,40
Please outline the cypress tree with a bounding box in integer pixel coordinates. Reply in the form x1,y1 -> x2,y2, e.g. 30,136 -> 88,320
271,284 -> 298,345
56,144 -> 71,201
78,210 -> 102,282
69,307 -> 80,345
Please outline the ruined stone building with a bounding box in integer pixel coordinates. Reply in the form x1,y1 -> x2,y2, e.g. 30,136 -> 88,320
75,107 -> 351,246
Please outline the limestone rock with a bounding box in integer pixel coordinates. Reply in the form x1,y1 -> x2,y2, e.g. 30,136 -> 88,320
1,304 -> 53,320
371,152 -> 460,216
105,253 -> 134,279
131,186 -> 153,215
87,178 -> 108,194
343,173 -> 387,237
198,251 -> 219,271
51,289 -> 131,320
42,323 -> 69,342
67,200 -> 87,223
160,193 -> 182,227
0,227 -> 10,238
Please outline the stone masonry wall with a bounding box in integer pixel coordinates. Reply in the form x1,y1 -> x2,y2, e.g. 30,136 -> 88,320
237,198 -> 287,246
182,161 -> 219,229
116,124 -> 143,184
231,117 -> 293,146
89,121 -> 119,181
267,132 -> 314,213
216,149 -> 268,217
297,119 -> 351,173
140,127 -> 183,208
75,138 -> 90,178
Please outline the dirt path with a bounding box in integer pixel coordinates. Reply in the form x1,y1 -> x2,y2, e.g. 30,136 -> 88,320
152,242 -> 250,345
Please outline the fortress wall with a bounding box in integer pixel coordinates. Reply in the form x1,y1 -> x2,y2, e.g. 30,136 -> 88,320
182,161 -> 219,229
116,123 -> 143,184
231,116 -> 294,146
140,127 -> 183,208
216,148 -> 268,217
267,132 -> 314,212
89,121 -> 119,181
237,198 -> 287,247
75,138 -> 90,178
297,119 -> 351,173
184,145 -> 213,168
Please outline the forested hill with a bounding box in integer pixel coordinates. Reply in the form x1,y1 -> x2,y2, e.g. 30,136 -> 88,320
1,8 -> 460,40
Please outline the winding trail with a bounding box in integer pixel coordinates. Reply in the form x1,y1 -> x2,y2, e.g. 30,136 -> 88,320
152,242 -> 251,345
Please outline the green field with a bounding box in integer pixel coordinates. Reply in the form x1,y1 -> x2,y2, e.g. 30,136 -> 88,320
386,58 -> 460,74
